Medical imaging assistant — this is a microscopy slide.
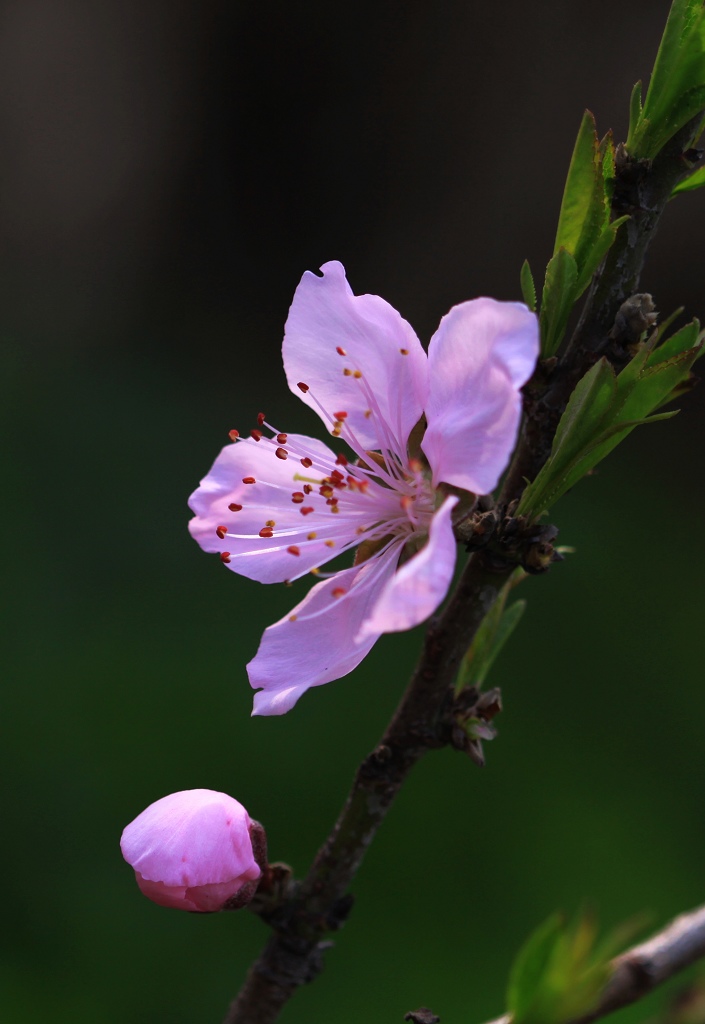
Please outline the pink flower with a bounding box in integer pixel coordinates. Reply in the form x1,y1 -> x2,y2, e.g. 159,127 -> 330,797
189,262 -> 538,716
120,789 -> 262,912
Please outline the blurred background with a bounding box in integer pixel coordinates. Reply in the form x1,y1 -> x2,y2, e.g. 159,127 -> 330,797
2,1 -> 705,1022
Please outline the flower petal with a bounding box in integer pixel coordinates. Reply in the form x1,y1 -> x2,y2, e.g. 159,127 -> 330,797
422,298 -> 539,494
357,495 -> 458,639
120,790 -> 260,888
249,548 -> 401,715
188,434 -> 363,583
283,261 -> 428,454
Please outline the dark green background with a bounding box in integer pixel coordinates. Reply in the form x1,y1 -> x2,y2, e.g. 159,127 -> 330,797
3,2 -> 704,1022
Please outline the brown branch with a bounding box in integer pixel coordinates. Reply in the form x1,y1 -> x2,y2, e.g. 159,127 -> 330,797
483,903 -> 705,1024
222,117 -> 702,1024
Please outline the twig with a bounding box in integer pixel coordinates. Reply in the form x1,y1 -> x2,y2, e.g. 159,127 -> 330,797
222,117 -> 702,1024
482,903 -> 705,1024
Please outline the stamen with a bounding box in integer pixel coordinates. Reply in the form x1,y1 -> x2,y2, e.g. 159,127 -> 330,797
257,412 -> 266,426
335,454 -> 348,467
275,447 -> 288,460
250,429 -> 263,441
228,503 -> 243,512
303,484 -> 313,494
259,527 -> 274,538
325,540 -> 335,548
216,525 -> 227,539
287,546 -> 301,556
291,492 -> 304,503
228,429 -> 240,441
310,567 -> 320,575
333,411 -> 348,420
220,552 -> 231,564
399,348 -> 409,355
343,368 -> 352,376
336,346 -> 346,355
364,409 -> 372,418
320,485 -> 334,498
332,587 -> 346,598
289,614 -> 298,621
301,457 -> 313,468
297,382 -> 309,393
243,476 -> 256,485
307,532 -> 317,540
265,520 -> 276,527
300,506 -> 314,516
353,370 -> 362,379
276,433 -> 288,444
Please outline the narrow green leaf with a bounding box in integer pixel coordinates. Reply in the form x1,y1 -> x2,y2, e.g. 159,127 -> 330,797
554,111 -> 600,256
647,319 -> 700,364
455,571 -> 525,694
574,216 -> 630,298
520,259 -> 537,312
507,914 -> 564,1024
539,248 -> 578,357
628,80 -> 643,140
599,131 -> 616,204
672,162 -> 705,193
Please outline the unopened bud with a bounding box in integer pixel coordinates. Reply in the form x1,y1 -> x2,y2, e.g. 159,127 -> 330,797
120,789 -> 264,912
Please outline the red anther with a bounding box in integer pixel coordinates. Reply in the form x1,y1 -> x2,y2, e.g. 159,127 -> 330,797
250,429 -> 263,441
401,495 -> 413,510
300,506 -> 314,516
228,429 -> 240,441
220,552 -> 231,564
332,587 -> 346,598
319,484 -> 334,499
276,433 -> 288,445
275,447 -> 288,460
330,469 -> 345,483
409,458 -> 423,473
291,491 -> 305,503
228,502 -> 243,512
300,457 -> 313,468
335,453 -> 348,466
326,498 -> 338,506
343,368 -> 352,376
242,476 -> 256,485
216,525 -> 228,539
303,484 -> 313,494
265,519 -> 276,527
325,539 -> 335,548
399,348 -> 409,355
257,412 -> 266,426
297,382 -> 310,393
353,370 -> 362,379
307,531 -> 317,540
333,411 -> 348,420
346,476 -> 356,486
287,545 -> 301,556
259,527 -> 274,538
336,346 -> 346,355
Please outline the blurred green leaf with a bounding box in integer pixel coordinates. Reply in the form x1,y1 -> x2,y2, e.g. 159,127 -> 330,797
518,327 -> 703,519
672,162 -> 705,193
455,570 -> 525,694
574,216 -> 629,297
627,1 -> 705,160
506,911 -> 613,1024
520,260 -> 537,312
539,249 -> 578,357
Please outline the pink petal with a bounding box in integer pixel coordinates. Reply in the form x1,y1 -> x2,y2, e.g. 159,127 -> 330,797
188,434 -> 362,583
357,495 -> 458,639
120,789 -> 260,889
249,548 -> 401,715
283,261 -> 428,454
422,298 -> 539,494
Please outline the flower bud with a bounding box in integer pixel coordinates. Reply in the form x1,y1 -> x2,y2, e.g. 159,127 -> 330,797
120,789 -> 263,912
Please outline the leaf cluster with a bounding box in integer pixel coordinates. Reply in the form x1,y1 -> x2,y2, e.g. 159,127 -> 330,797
518,320 -> 703,520
627,0 -> 705,162
522,113 -> 628,358
454,570 -> 525,695
505,911 -> 636,1024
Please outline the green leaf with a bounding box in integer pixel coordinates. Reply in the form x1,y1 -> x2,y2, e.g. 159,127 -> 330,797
506,912 -> 613,1024
628,1 -> 705,159
672,162 -> 705,193
518,330 -> 702,519
554,112 -> 601,257
455,571 -> 526,694
628,80 -> 643,140
539,249 -> 578,358
507,914 -> 564,1024
520,259 -> 537,312
573,216 -> 629,298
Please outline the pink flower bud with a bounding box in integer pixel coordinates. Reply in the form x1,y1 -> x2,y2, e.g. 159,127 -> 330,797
120,789 -> 263,912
